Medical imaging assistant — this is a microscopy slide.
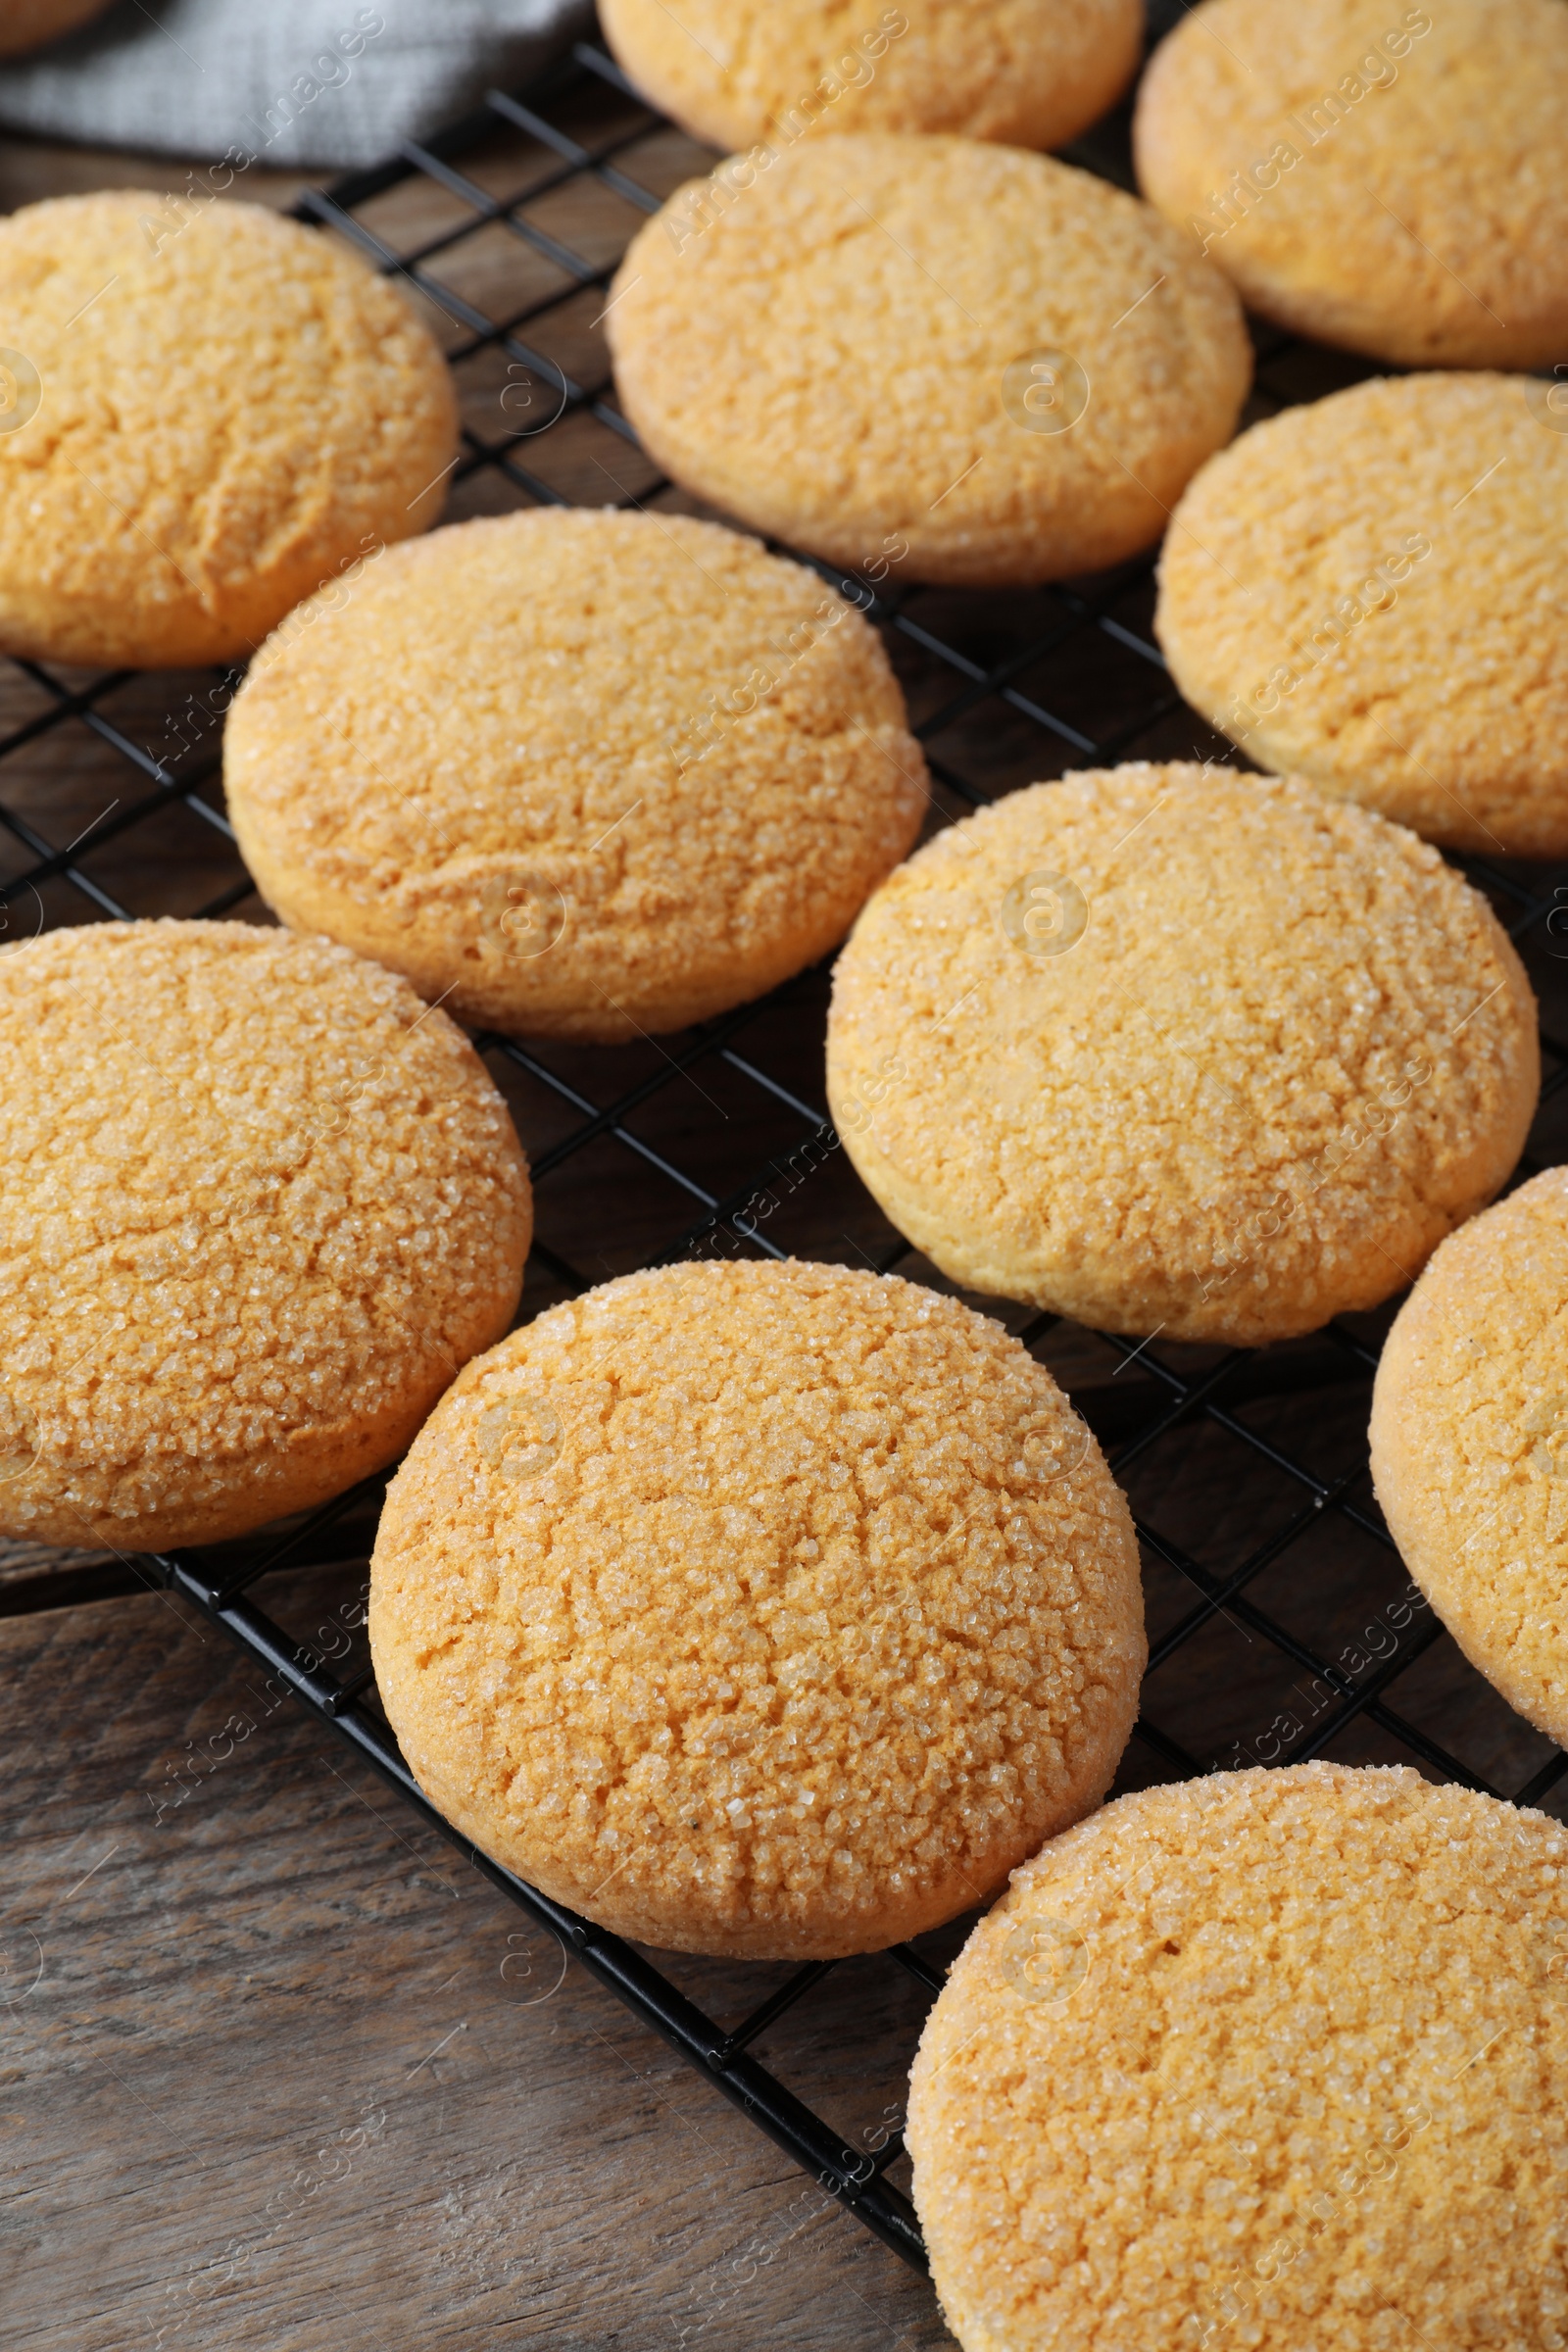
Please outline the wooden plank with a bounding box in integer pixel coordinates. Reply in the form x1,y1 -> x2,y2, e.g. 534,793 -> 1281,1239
0,136 -> 310,216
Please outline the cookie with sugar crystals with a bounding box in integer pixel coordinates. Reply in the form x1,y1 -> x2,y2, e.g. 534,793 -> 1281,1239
1134,0 -> 1568,367
368,1258 -> 1146,1959
907,1762 -> 1568,2352
223,507 -> 927,1043
825,761 -> 1538,1343
607,133 -> 1250,588
599,0 -> 1143,155
1371,1164 -> 1568,1746
0,192 -> 456,667
0,921 -> 530,1549
1156,372 -> 1568,858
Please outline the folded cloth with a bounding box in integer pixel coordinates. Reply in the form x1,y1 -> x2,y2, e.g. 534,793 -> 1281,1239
0,0 -> 596,172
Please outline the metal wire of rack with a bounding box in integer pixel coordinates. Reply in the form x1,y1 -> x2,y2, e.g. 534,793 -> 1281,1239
3,32 -> 1567,2298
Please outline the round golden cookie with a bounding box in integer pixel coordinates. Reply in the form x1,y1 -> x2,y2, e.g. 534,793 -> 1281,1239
1371,1166 -> 1568,1746
224,508 -> 927,1044
0,192 -> 456,668
599,0 -> 1144,155
368,1258 -> 1146,1959
0,0 -> 109,56
607,134 -> 1251,588
0,922 -> 530,1551
1156,373 -> 1568,858
825,761 -> 1539,1346
1134,0 -> 1568,368
907,1762 -> 1568,2352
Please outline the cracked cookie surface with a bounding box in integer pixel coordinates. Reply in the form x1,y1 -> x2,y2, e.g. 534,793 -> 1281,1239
825,761 -> 1537,1343
599,0 -> 1142,154
0,192 -> 455,666
908,1762 -> 1568,2352
1156,373 -> 1568,857
368,1258 -> 1146,1958
0,920 -> 530,1547
224,507 -> 926,1042
1135,0 -> 1568,367
608,134 -> 1250,587
1372,1164 -> 1568,1745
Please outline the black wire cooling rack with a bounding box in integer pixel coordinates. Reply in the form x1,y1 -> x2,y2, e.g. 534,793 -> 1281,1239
4,30 -> 1568,2294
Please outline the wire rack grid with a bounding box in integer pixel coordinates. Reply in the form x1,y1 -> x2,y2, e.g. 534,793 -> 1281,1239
3,32 -> 1567,2298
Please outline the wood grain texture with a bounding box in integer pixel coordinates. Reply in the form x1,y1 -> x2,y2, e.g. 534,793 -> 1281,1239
0,136 -> 309,217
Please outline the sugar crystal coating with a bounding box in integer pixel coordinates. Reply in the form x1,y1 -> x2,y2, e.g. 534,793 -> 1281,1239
369,1259 -> 1146,1958
826,761 -> 1538,1343
0,192 -> 456,667
224,508 -> 926,1042
1135,0 -> 1568,368
607,134 -> 1250,588
1372,1165 -> 1568,1744
599,0 -> 1143,154
908,1763 -> 1568,2352
1157,374 -> 1568,857
0,921 -> 530,1547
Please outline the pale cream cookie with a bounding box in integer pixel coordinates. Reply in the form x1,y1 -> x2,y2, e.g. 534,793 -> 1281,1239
1156,372 -> 1568,857
599,0 -> 1143,154
1371,1164 -> 1568,1747
1135,0 -> 1568,367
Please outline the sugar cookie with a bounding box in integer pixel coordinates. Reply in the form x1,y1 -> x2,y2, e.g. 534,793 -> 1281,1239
825,762 -> 1537,1344
0,922 -> 529,1549
908,1762 -> 1568,2352
599,0 -> 1143,155
1135,0 -> 1568,367
1156,372 -> 1568,857
608,134 -> 1250,587
224,508 -> 927,1042
0,192 -> 456,667
369,1259 -> 1146,1958
1372,1164 -> 1568,1746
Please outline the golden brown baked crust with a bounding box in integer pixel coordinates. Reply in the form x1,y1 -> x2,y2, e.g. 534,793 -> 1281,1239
0,0 -> 108,56
1371,1165 -> 1568,1745
0,921 -> 530,1549
607,134 -> 1251,588
825,761 -> 1538,1344
1134,0 -> 1568,367
599,0 -> 1143,154
224,508 -> 927,1042
0,192 -> 456,667
369,1259 -> 1146,1958
907,1763 -> 1568,2352
1156,372 -> 1568,857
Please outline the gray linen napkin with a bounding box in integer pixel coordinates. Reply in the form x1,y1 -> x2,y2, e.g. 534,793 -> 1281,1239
0,0 -> 595,170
